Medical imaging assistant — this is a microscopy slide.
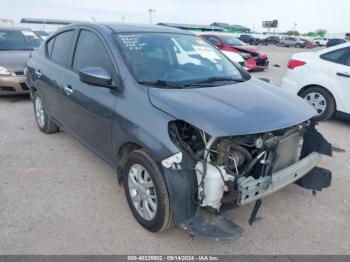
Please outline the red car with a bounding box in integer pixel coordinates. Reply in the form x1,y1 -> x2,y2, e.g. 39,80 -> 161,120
301,38 -> 317,48
201,34 -> 269,71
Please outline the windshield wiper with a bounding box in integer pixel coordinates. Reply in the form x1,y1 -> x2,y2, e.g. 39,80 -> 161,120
138,80 -> 183,89
184,76 -> 245,87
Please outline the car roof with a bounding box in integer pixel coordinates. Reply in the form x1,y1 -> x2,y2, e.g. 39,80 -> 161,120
63,22 -> 193,35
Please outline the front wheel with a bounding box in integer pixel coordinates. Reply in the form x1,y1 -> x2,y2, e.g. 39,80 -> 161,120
124,150 -> 175,232
300,87 -> 336,121
33,92 -> 59,134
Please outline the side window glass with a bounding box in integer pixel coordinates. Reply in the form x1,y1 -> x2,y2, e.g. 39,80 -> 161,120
344,49 -> 350,66
46,37 -> 55,56
73,30 -> 114,76
321,48 -> 350,65
51,30 -> 75,66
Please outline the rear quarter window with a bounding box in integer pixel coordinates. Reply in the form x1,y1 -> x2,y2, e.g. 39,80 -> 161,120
320,47 -> 350,66
48,30 -> 75,67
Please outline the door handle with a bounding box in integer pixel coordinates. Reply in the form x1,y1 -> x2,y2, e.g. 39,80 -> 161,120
35,70 -> 42,78
336,72 -> 350,78
63,85 -> 74,96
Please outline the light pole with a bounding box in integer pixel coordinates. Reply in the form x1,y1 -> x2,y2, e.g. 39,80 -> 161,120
148,9 -> 156,24
293,23 -> 298,31
122,14 -> 125,23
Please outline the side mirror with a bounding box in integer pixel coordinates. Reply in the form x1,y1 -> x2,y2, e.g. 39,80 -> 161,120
79,67 -> 112,87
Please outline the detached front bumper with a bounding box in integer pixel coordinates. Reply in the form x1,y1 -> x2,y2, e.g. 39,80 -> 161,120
0,75 -> 29,95
239,152 -> 321,205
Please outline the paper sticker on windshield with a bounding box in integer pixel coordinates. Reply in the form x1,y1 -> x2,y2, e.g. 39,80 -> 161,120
193,45 -> 220,60
21,31 -> 35,36
118,34 -> 146,50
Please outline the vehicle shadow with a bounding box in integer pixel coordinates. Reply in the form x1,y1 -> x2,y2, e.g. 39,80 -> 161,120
0,94 -> 30,103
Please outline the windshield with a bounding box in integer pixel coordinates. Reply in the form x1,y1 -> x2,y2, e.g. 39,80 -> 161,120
0,30 -> 42,51
114,33 -> 246,87
221,36 -> 245,46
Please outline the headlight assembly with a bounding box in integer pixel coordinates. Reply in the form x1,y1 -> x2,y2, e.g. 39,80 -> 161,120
161,152 -> 183,169
0,66 -> 11,76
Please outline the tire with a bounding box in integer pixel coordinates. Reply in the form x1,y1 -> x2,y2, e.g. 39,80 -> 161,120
33,92 -> 59,134
300,86 -> 336,121
124,150 -> 175,232
295,43 -> 301,48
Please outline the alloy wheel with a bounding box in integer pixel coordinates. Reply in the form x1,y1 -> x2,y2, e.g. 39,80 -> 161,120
128,163 -> 158,221
304,92 -> 327,116
35,96 -> 45,128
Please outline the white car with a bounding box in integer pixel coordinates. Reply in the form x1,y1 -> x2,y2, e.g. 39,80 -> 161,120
313,37 -> 328,46
281,42 -> 350,121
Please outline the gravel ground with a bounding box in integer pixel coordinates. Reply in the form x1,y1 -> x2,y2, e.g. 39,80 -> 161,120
0,46 -> 349,255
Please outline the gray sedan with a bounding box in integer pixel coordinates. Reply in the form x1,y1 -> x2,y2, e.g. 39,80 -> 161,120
26,23 -> 333,239
0,28 -> 42,95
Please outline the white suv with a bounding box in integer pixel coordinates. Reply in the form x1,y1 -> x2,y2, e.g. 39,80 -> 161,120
281,43 -> 350,121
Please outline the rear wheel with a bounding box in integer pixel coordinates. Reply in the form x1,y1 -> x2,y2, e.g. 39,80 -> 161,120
123,150 -> 175,232
300,86 -> 336,121
33,92 -> 59,134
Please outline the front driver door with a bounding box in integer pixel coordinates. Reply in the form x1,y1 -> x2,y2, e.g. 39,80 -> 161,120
59,29 -> 119,162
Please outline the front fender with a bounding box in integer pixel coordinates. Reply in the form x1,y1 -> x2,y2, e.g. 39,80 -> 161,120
162,152 -> 198,224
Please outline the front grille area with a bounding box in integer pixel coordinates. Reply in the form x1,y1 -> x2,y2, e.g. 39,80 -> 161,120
0,86 -> 16,92
15,71 -> 24,76
256,58 -> 269,67
20,82 -> 29,90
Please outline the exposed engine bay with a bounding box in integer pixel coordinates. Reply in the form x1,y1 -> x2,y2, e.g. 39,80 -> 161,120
168,120 -> 331,213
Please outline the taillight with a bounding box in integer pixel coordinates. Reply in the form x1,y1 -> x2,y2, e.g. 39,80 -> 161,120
287,59 -> 306,69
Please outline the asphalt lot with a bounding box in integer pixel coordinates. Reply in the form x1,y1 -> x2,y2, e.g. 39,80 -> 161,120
0,46 -> 349,255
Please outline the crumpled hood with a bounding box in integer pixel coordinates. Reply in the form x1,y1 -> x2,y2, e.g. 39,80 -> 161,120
233,45 -> 260,54
0,50 -> 32,71
149,78 -> 316,137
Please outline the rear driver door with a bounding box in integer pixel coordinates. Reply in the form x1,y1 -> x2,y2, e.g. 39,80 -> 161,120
321,47 -> 350,114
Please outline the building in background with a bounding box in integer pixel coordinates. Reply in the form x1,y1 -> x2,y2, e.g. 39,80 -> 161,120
211,22 -> 251,33
157,22 -> 225,33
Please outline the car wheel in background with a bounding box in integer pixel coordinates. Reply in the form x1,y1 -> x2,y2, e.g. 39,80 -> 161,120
300,86 -> 336,121
124,150 -> 175,232
33,92 -> 59,133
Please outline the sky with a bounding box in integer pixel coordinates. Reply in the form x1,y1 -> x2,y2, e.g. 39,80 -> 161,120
2,0 -> 349,34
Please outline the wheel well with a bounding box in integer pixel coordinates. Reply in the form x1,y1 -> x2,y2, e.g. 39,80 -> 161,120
29,85 -> 37,100
297,84 -> 337,110
116,142 -> 143,184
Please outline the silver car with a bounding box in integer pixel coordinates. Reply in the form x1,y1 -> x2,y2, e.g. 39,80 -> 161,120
0,27 -> 42,95
280,36 -> 304,48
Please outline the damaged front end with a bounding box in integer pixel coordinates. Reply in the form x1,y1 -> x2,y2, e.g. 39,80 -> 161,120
163,120 -> 332,240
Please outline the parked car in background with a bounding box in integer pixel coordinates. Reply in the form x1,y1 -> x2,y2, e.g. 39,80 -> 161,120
300,38 -> 317,48
326,38 -> 347,48
197,34 -> 246,69
280,36 -> 304,48
262,35 -> 280,45
33,30 -> 50,40
239,34 -> 260,45
0,27 -> 42,95
201,34 -> 269,71
26,23 -> 332,239
282,42 -> 350,121
313,37 -> 328,46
